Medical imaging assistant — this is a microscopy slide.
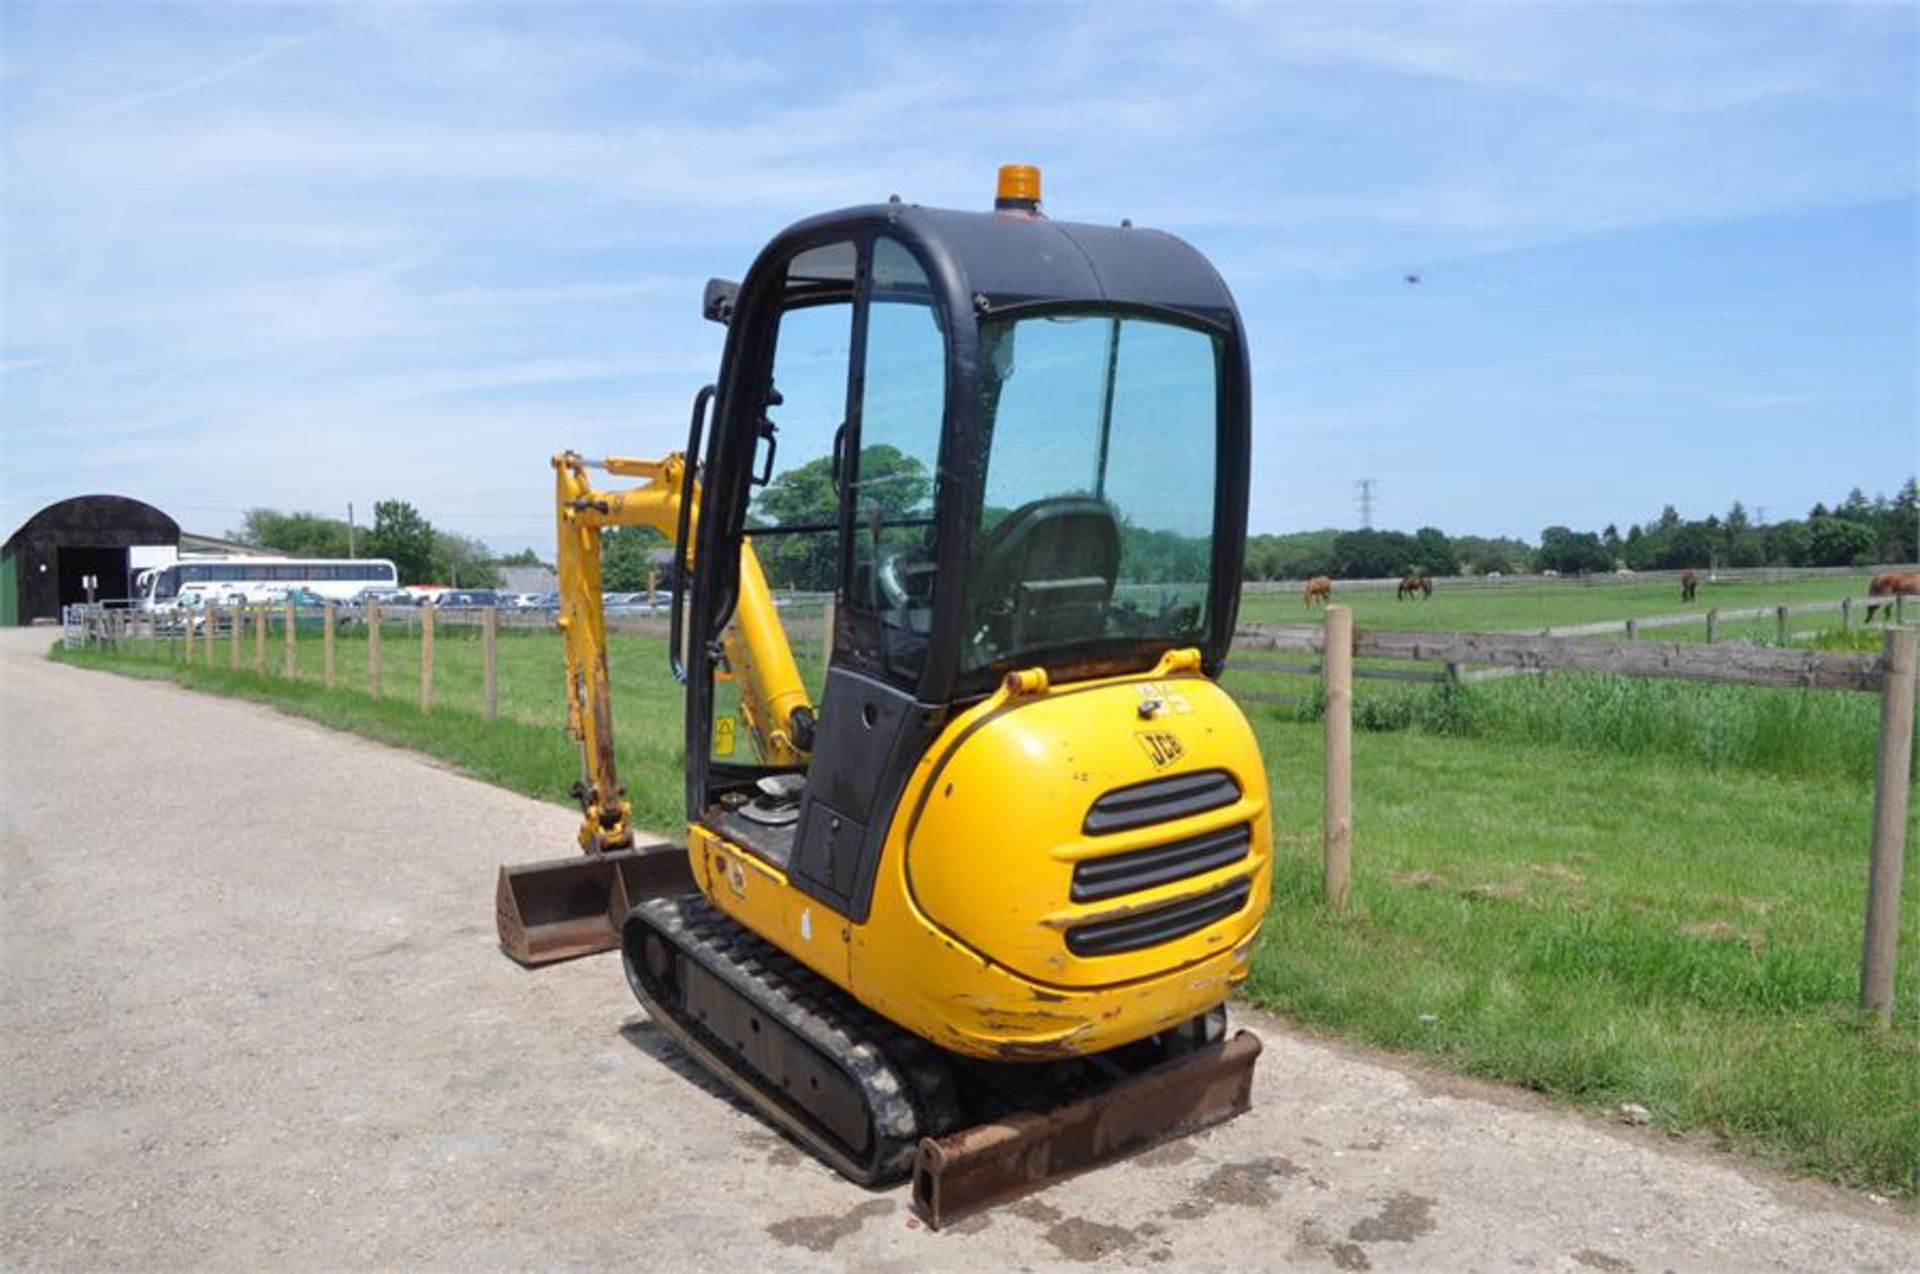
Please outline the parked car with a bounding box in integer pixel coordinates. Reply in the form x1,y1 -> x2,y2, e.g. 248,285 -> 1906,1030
439,589 -> 503,609
602,591 -> 655,617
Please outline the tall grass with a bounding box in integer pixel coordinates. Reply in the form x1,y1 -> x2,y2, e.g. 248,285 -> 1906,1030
1260,672 -> 1883,785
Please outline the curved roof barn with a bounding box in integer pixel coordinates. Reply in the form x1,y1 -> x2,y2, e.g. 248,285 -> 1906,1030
2,495 -> 180,624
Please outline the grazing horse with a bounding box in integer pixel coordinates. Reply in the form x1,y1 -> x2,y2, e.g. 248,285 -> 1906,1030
1303,575 -> 1333,609
1864,571 -> 1920,623
1680,569 -> 1700,603
1397,575 -> 1432,601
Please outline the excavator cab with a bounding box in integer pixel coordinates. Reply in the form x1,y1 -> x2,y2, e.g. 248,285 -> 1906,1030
682,181 -> 1250,923
499,169 -> 1270,1223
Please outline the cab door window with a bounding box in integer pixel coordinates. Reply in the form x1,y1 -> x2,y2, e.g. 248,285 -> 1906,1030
712,242 -> 856,763
843,237 -> 945,685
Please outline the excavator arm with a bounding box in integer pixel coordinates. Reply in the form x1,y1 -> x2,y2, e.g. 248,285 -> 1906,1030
552,447 -> 817,851
494,448 -> 817,965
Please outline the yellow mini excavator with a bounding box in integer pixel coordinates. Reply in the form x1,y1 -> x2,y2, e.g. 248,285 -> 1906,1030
496,167 -> 1273,1225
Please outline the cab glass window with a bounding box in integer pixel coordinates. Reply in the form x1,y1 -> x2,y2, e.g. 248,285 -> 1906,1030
964,312 -> 1219,675
718,243 -> 856,763
846,238 -> 944,684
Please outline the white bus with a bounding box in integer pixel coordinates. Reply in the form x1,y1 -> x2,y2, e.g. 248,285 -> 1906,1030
137,557 -> 399,609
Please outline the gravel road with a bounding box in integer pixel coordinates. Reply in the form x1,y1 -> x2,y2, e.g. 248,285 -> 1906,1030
2,627 -> 1913,1271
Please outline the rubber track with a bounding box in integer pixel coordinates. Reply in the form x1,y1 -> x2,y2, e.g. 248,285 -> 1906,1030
625,893 -> 959,1185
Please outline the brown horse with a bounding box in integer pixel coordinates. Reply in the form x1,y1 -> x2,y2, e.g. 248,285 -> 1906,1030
1303,575 -> 1333,609
1397,575 -> 1432,601
1680,569 -> 1700,603
1864,571 -> 1920,623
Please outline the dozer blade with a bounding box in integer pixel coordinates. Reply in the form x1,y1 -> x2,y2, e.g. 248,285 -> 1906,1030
910,1030 -> 1262,1230
496,845 -> 693,966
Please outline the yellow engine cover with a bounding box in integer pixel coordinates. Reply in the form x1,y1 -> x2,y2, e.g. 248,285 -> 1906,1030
855,651 -> 1272,1059
692,650 -> 1274,1063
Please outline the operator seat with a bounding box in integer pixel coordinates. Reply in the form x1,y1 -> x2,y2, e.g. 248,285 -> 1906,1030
968,496 -> 1122,659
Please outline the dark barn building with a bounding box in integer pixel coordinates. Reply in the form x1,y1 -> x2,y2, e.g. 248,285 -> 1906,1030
1,496 -> 180,625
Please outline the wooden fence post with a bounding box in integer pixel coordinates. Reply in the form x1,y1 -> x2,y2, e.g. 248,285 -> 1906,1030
283,601 -> 297,677
323,602 -> 337,688
230,605 -> 243,669
1860,626 -> 1916,1026
420,602 -> 436,713
1624,618 -> 1638,642
1842,596 -> 1853,632
368,602 -> 382,698
253,607 -> 267,673
1705,609 -> 1718,645
483,605 -> 499,721
1776,605 -> 1788,644
1322,604 -> 1354,908
204,606 -> 216,664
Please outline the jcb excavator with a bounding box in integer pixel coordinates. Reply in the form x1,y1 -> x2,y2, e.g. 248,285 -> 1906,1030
496,167 -> 1272,1225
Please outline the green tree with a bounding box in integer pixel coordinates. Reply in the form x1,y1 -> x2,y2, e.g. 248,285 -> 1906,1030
1880,479 -> 1917,563
1411,526 -> 1459,576
1329,528 -> 1418,579
1535,526 -> 1610,575
234,509 -> 353,557
1651,522 -> 1714,570
753,454 -> 844,591
1622,524 -> 1649,569
1243,530 -> 1336,580
750,446 -> 932,591
366,499 -> 436,584
432,530 -> 501,589
1601,523 -> 1622,561
602,526 -> 668,592
1806,516 -> 1875,567
1766,520 -> 1811,567
1454,535 -> 1529,575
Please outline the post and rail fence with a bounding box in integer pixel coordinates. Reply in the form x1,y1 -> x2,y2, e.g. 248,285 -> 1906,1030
62,595 -> 836,727
1287,604 -> 1915,1027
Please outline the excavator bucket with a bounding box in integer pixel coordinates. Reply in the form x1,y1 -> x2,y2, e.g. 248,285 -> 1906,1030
496,845 -> 694,966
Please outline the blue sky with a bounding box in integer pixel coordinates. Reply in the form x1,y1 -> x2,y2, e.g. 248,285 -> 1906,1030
3,1 -> 1914,550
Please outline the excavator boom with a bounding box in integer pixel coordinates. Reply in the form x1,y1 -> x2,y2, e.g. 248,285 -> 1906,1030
497,449 -> 815,965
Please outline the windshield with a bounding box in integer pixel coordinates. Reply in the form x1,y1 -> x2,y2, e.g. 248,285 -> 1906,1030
963,311 -> 1220,676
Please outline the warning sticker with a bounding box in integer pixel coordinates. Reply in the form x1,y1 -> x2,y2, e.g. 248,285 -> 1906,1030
714,715 -> 737,757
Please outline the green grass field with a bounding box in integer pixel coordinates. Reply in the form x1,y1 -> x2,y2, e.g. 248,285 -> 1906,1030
1238,571 -> 1881,637
57,577 -> 1919,1195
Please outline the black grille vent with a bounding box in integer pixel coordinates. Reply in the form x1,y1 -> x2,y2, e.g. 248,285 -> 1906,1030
1071,824 -> 1252,903
1065,878 -> 1253,957
1082,770 -> 1240,836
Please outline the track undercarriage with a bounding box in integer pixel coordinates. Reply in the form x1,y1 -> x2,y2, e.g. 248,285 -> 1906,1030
621,890 -> 1262,1227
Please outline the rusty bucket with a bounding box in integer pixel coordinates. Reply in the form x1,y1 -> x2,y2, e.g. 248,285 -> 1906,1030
496,845 -> 694,966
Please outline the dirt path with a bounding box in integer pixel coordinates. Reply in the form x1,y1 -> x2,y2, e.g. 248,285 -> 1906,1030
2,628 -> 1912,1270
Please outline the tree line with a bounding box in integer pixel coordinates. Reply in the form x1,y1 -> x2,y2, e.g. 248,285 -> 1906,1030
1247,480 -> 1918,581
230,503 -> 543,589
234,477 -> 1918,591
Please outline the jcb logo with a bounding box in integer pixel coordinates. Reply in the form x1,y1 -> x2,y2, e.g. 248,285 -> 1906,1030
1136,731 -> 1185,770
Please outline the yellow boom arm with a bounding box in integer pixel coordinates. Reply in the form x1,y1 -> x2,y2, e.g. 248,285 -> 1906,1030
553,450 -> 814,852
